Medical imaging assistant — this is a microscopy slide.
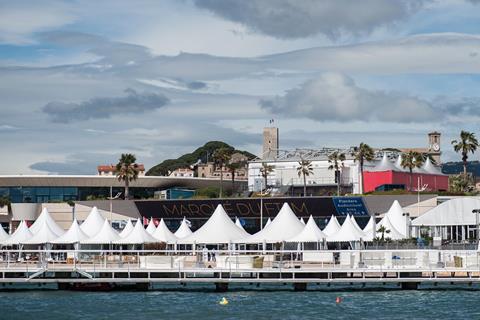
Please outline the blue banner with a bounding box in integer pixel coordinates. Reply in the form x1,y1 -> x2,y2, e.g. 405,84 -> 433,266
332,197 -> 369,216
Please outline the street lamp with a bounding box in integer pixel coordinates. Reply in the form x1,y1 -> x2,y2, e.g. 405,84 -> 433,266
107,186 -> 122,225
472,209 -> 480,243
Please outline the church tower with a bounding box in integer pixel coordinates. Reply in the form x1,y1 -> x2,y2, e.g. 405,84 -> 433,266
428,131 -> 441,163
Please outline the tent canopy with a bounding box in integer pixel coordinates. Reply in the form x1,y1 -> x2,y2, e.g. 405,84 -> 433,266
152,219 -> 178,243
52,219 -> 89,244
80,207 -> 106,237
384,200 -> 408,236
3,220 -> 33,245
29,207 -> 64,236
24,219 -> 61,244
174,218 -> 193,239
179,205 -> 249,244
81,219 -> 120,244
327,215 -> 366,242
322,215 -> 341,236
0,225 -> 9,242
145,219 -> 156,234
119,219 -> 134,238
287,215 -> 326,242
116,218 -> 158,244
237,203 -> 304,244
367,153 -> 397,172
235,217 -> 247,233
422,157 -> 443,175
412,197 -> 480,227
377,215 -> 405,240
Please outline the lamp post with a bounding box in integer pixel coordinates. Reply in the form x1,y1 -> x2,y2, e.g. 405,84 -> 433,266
402,212 -> 410,238
472,209 -> 480,243
107,186 -> 122,226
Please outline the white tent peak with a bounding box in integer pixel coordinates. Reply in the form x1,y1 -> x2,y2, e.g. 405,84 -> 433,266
322,215 -> 341,236
174,217 -> 193,239
363,216 -> 375,233
350,215 -> 364,234
152,218 -> 178,243
394,154 -> 406,172
288,215 -> 326,242
29,207 -> 65,236
80,206 -> 105,237
385,200 -> 408,236
235,217 -> 247,233
299,217 -> 305,225
327,214 -> 366,242
377,215 -> 405,240
116,218 -> 158,244
238,202 -> 304,243
0,225 -> 8,241
119,219 -> 134,238
180,205 -> 249,244
52,219 -> 89,244
81,219 -> 120,244
3,220 -> 33,245
146,218 -> 157,234
422,157 -> 443,175
368,153 -> 397,172
23,218 -> 59,244
265,218 -> 272,227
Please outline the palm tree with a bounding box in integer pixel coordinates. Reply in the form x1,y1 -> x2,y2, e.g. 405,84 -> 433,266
328,151 -> 346,196
452,130 -> 479,177
377,225 -> 391,241
297,159 -> 314,197
115,153 -> 141,200
401,151 -> 424,191
212,147 -> 232,198
352,143 -> 374,194
259,163 -> 274,191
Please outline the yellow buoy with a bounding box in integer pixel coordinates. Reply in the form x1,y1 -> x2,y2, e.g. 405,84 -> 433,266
219,297 -> 229,305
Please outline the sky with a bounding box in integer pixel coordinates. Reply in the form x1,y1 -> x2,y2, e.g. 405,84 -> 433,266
1,0 -> 480,174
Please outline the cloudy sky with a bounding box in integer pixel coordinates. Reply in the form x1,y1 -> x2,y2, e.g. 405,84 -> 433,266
1,0 -> 480,174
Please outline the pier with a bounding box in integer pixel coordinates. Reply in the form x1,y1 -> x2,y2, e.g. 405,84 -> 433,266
1,249 -> 479,291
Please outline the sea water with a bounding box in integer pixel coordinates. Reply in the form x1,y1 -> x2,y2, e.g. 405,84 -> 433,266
0,286 -> 479,319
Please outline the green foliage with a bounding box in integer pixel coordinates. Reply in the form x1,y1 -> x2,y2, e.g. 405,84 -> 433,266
448,174 -> 473,193
146,141 -> 256,176
194,186 -> 221,198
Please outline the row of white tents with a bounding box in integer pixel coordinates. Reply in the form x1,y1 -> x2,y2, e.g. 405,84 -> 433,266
0,200 -> 410,246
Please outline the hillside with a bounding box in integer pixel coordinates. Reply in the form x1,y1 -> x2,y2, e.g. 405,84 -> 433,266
442,161 -> 480,176
146,141 -> 257,176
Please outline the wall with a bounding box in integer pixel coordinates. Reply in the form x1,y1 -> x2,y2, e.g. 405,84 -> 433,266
363,170 -> 449,193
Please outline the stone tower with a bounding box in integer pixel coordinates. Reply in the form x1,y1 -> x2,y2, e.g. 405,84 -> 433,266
428,131 -> 441,164
263,127 -> 279,159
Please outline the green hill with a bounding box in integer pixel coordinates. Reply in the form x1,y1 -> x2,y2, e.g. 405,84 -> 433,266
146,141 -> 257,176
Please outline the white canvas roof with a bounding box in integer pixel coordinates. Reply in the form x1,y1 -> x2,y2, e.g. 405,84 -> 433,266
24,219 -> 62,244
412,197 -> 480,227
119,220 -> 134,238
367,153 -> 397,172
235,218 -> 247,233
174,218 -> 193,239
237,203 -> 304,244
3,221 -> 33,245
384,200 -> 408,236
152,219 -> 178,243
0,225 -> 9,242
327,215 -> 366,242
180,205 -> 249,244
287,215 -> 326,242
81,219 -> 120,244
377,215 -> 405,240
363,216 -> 375,233
145,219 -> 156,234
265,218 -> 272,227
422,157 -> 443,175
80,207 -> 106,237
350,216 -> 364,234
52,219 -> 89,244
299,217 -> 306,225
116,218 -> 158,244
322,215 -> 341,236
29,207 -> 64,236
394,154 -> 406,172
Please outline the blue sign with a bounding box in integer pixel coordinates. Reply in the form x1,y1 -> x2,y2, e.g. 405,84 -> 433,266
332,197 -> 369,216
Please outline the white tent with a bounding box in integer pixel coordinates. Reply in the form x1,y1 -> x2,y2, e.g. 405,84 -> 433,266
322,215 -> 341,236
299,217 -> 305,225
368,153 -> 397,172
422,157 -> 443,175
235,217 -> 247,233
327,215 -> 366,242
384,200 -> 408,236
80,207 -> 106,237
0,225 -> 9,242
24,219 -> 61,244
116,218 -> 158,244
394,154 -> 406,172
180,205 -> 249,244
265,218 -> 272,227
237,203 -> 304,244
287,215 -> 327,242
174,218 -> 193,239
145,219 -> 157,234
350,216 -> 365,235
412,197 -> 480,227
29,207 -> 64,236
377,215 -> 405,240
3,221 -> 33,245
152,219 -> 178,243
52,219 -> 89,244
81,219 -> 120,244
119,220 -> 134,238
363,216 -> 375,233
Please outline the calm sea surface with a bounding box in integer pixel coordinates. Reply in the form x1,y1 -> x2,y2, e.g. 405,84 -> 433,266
0,285 -> 479,319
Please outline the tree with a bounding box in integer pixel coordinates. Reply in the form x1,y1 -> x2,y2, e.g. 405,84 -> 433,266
226,162 -> 241,191
377,225 -> 391,241
328,151 -> 346,196
401,151 -> 424,191
352,143 -> 375,194
297,159 -> 314,197
115,153 -> 141,200
212,147 -> 232,198
452,130 -> 479,177
259,163 -> 274,191
0,197 -> 11,216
